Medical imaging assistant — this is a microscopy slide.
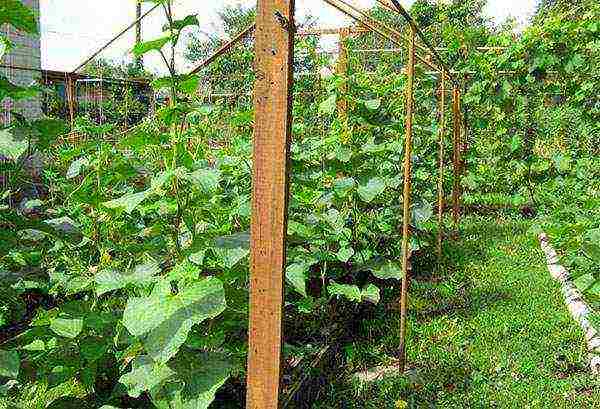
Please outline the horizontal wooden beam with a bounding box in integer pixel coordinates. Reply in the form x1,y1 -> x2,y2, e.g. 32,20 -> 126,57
296,27 -> 369,36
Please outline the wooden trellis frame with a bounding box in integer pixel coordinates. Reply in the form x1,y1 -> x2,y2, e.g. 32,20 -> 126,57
244,0 -> 468,405
43,0 -> 468,404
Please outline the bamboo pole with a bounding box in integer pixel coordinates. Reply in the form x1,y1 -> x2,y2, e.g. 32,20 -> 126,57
321,0 -> 441,72
66,74 -> 76,128
71,3 -> 160,73
377,0 -> 459,87
436,71 -> 446,260
336,27 -> 350,122
399,23 -> 416,374
452,86 -> 461,235
189,23 -> 256,75
246,0 -> 295,408
135,2 -> 143,69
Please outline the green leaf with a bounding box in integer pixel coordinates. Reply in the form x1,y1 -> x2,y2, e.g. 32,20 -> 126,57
361,284 -> 380,304
328,282 -> 380,304
328,282 -> 362,302
334,144 -> 353,162
584,228 -> 600,243
32,119 -> 68,149
119,355 -> 175,398
80,336 -> 108,362
0,37 -> 12,61
0,0 -> 38,33
364,98 -> 381,111
177,75 -> 200,95
0,129 -> 28,162
510,135 -> 522,153
133,34 -> 172,57
66,157 -> 89,179
183,168 -> 221,195
122,277 -> 226,363
152,74 -> 200,95
95,261 -> 160,296
319,94 -> 337,115
412,201 -> 433,227
50,317 -> 84,339
337,247 -> 354,263
172,14 -> 200,30
370,260 -> 403,280
211,233 -> 249,269
212,246 -> 249,269
552,155 -> 571,173
151,352 -> 231,409
582,242 -> 600,264
103,191 -> 148,214
286,263 -> 309,297
189,249 -> 207,266
22,340 -> 45,351
357,177 -> 386,203
0,350 -> 19,379
333,177 -> 356,197
0,76 -> 41,101
150,170 -> 174,191
323,208 -> 345,233
565,54 -> 585,74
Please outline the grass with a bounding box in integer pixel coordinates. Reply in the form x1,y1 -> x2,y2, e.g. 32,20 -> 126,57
315,214 -> 600,408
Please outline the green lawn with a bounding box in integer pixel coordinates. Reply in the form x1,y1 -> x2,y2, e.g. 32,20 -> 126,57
316,215 -> 600,408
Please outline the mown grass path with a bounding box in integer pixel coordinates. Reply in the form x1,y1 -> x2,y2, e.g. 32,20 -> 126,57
318,215 -> 600,408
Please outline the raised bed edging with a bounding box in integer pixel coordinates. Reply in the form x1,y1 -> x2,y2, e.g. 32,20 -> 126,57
538,233 -> 600,375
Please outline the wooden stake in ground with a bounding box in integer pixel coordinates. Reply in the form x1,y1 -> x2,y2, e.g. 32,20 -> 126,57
246,0 -> 295,408
452,86 -> 461,236
538,233 -> 600,374
436,71 -> 446,260
399,24 -> 416,374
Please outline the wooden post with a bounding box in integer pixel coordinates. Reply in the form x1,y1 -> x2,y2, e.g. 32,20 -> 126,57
452,86 -> 461,235
246,0 -> 295,408
66,74 -> 76,129
436,71 -> 446,260
399,23 -> 415,374
336,27 -> 350,121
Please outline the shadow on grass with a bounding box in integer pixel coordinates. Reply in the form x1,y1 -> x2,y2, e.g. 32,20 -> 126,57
312,217 -> 538,408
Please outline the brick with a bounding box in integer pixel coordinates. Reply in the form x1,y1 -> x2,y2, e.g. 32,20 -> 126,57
1,0 -> 42,124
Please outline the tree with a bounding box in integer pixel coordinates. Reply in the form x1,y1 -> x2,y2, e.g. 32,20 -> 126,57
185,4 -> 255,64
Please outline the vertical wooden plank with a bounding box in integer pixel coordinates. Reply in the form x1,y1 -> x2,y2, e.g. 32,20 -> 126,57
399,24 -> 415,374
452,86 -> 461,235
436,71 -> 446,260
246,0 -> 295,408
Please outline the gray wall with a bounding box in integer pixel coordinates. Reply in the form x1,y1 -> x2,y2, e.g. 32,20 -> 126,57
1,0 -> 42,124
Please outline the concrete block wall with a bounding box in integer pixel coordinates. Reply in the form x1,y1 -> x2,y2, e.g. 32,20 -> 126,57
1,0 -> 42,125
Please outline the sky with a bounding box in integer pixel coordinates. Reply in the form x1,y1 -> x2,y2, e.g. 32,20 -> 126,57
39,0 -> 538,75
